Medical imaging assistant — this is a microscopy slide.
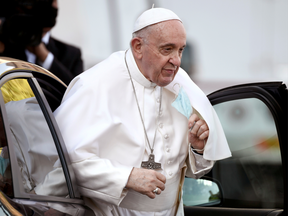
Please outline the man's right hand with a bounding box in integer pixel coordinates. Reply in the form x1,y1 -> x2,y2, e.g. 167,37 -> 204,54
126,167 -> 166,199
26,42 -> 49,62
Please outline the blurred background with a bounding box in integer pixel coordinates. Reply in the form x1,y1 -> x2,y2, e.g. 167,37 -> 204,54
52,0 -> 288,94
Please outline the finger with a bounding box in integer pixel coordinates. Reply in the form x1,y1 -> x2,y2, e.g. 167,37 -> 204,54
156,181 -> 165,192
148,192 -> 156,199
190,119 -> 204,136
155,171 -> 166,184
196,123 -> 209,137
189,121 -> 196,132
199,130 -> 209,140
149,187 -> 162,198
188,114 -> 200,129
155,188 -> 162,195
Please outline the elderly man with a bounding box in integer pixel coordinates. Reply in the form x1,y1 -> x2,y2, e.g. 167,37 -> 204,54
54,8 -> 231,216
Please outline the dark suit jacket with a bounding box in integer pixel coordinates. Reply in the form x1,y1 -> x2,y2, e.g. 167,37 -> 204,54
47,37 -> 83,85
0,37 -> 83,85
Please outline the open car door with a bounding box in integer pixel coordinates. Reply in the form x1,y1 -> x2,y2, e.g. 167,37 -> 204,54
183,82 -> 287,216
0,58 -> 95,215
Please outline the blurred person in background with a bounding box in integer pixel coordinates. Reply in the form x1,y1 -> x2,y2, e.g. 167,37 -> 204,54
0,0 -> 83,85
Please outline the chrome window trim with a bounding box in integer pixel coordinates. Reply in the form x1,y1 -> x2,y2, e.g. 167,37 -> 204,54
29,77 -> 80,198
0,72 -> 33,88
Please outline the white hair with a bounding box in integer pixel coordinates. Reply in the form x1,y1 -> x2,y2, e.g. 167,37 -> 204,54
130,24 -> 157,47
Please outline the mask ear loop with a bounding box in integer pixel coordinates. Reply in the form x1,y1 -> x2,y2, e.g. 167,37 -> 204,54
172,83 -> 181,100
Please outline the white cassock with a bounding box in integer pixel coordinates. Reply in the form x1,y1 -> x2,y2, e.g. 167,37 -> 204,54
54,49 -> 231,216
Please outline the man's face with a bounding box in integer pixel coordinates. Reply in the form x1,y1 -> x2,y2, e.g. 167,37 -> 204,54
139,20 -> 186,87
42,0 -> 58,35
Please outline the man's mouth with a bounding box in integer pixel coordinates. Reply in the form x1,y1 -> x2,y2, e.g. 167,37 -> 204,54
163,68 -> 177,75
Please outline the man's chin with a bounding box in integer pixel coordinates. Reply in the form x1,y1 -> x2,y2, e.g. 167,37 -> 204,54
157,77 -> 174,87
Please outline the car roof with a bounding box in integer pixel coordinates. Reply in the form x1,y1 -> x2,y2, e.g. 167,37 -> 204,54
0,57 -> 66,87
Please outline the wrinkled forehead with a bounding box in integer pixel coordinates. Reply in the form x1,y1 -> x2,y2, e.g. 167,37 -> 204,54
149,20 -> 186,43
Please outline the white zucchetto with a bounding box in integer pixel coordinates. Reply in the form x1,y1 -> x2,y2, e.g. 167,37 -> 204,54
133,8 -> 182,33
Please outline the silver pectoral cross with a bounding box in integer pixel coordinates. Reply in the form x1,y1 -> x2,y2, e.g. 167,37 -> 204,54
141,153 -> 161,170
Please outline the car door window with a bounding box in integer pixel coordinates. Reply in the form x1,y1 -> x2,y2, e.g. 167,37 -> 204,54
212,98 -> 283,208
183,97 -> 283,208
0,78 -> 69,198
183,178 -> 221,206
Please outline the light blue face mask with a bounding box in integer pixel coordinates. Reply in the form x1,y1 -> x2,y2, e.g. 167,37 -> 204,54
171,87 -> 192,119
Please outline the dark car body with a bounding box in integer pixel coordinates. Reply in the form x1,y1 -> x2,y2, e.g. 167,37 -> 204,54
0,57 -> 287,215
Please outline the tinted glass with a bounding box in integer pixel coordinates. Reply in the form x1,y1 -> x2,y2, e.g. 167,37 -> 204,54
213,98 -> 283,208
1,79 -> 69,198
183,178 -> 221,206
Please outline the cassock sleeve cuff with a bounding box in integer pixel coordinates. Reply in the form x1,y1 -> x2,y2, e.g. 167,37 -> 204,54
185,143 -> 214,179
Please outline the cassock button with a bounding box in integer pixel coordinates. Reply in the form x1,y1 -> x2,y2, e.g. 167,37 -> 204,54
168,161 -> 171,164
157,98 -> 160,103
159,111 -> 162,116
166,148 -> 170,152
169,172 -> 173,176
159,123 -> 163,128
164,134 -> 169,139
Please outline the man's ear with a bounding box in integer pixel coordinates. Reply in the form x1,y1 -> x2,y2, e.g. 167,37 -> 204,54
131,37 -> 143,60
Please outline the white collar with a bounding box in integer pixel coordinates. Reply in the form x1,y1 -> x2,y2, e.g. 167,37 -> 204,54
42,31 -> 51,45
126,49 -> 157,88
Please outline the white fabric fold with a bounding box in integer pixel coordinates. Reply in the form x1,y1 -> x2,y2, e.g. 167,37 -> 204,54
166,70 -> 232,161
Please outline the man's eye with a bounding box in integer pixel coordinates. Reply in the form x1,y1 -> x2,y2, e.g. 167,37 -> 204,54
164,47 -> 172,51
160,48 -> 172,55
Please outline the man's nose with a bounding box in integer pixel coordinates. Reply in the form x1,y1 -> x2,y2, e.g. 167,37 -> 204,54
169,52 -> 181,67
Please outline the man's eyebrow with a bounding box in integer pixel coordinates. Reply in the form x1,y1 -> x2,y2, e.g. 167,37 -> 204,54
160,43 -> 186,48
160,43 -> 175,47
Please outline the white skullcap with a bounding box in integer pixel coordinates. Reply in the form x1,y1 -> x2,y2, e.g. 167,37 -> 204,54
133,8 -> 182,33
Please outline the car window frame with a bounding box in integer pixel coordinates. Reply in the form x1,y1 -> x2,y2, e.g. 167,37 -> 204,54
0,71 -> 82,203
207,82 -> 287,212
29,77 -> 79,198
184,81 -> 287,216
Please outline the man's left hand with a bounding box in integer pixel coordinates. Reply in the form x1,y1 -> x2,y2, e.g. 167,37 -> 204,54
188,113 -> 209,154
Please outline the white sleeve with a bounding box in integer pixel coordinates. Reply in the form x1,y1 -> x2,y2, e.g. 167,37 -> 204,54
54,77 -> 133,205
72,157 -> 132,205
185,143 -> 214,179
34,167 -> 68,197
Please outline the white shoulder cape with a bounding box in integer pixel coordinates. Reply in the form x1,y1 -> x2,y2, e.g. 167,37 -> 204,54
166,69 -> 231,160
